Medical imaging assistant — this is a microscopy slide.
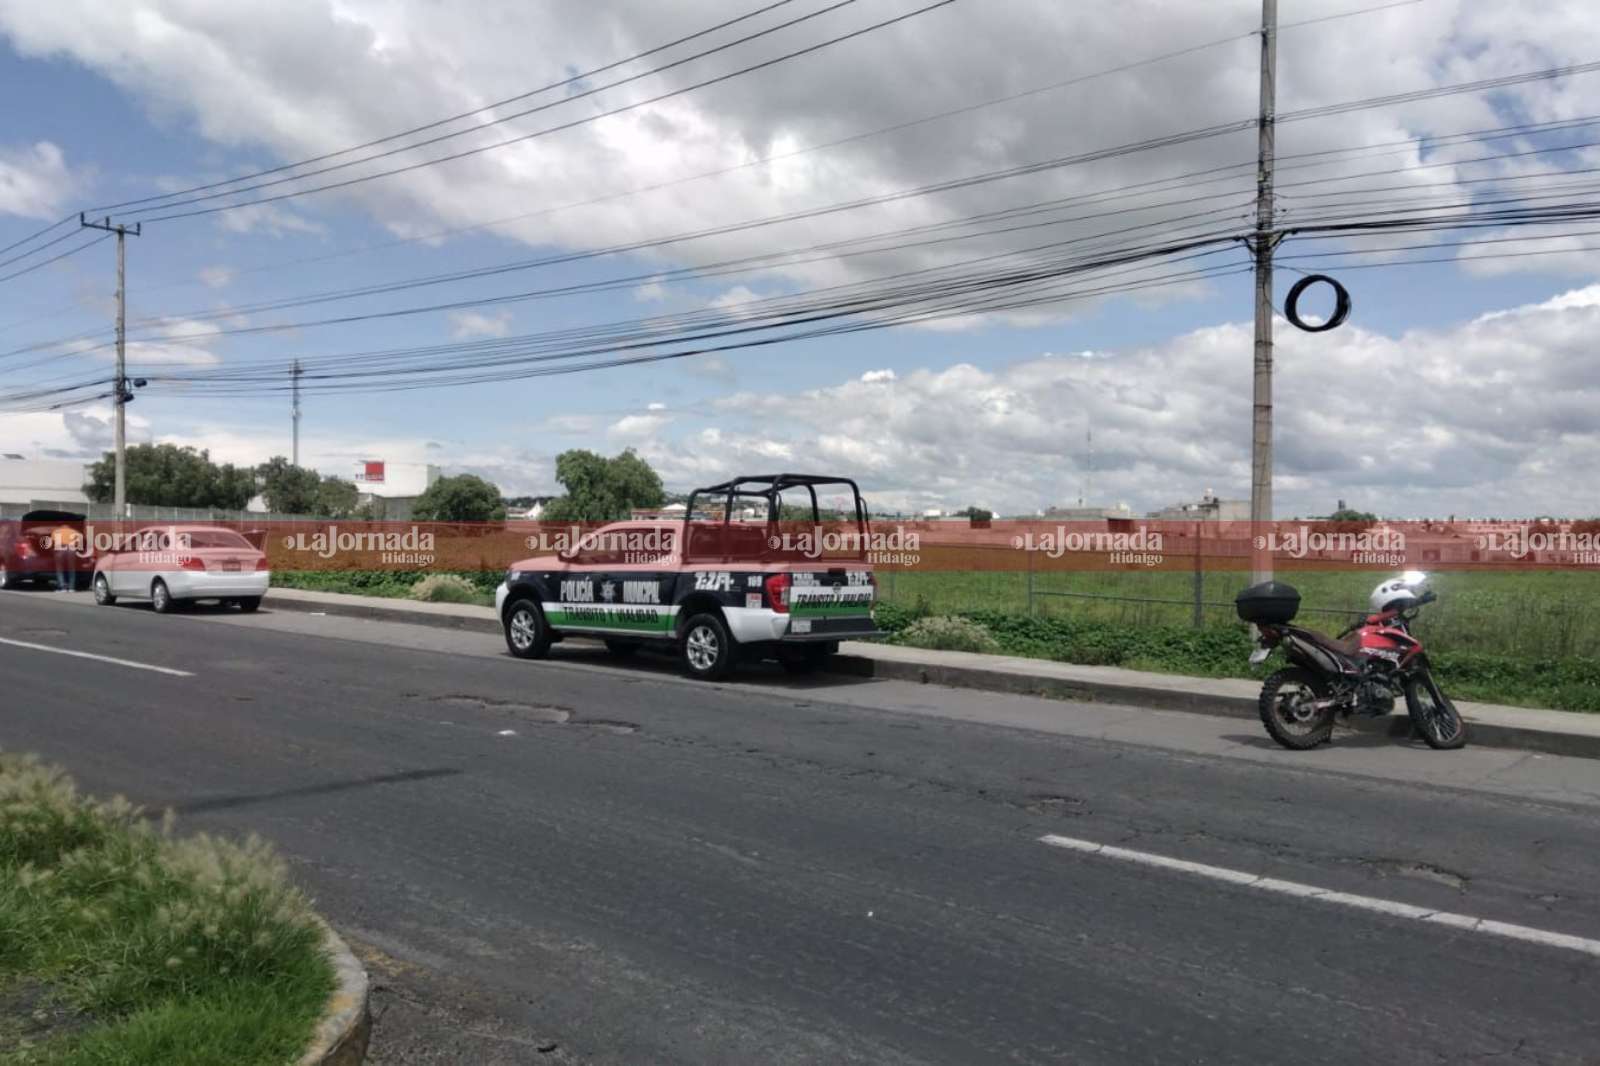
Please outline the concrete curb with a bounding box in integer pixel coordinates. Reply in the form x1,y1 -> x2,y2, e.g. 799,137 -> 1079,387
832,654 -> 1600,761
296,919 -> 371,1066
262,587 -> 1600,762
268,590 -> 500,634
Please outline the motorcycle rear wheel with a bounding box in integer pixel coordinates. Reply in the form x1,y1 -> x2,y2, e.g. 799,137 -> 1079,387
1404,668 -> 1467,750
1259,667 -> 1336,750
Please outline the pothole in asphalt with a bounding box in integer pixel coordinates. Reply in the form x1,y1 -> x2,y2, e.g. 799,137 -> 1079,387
576,719 -> 640,735
426,695 -> 571,724
1022,793 -> 1086,815
1363,858 -> 1469,892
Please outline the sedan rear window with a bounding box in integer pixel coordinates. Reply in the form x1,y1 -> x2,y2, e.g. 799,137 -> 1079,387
183,530 -> 252,550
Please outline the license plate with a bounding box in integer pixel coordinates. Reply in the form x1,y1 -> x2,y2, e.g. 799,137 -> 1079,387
222,560 -> 241,572
1248,647 -> 1271,665
791,618 -> 811,634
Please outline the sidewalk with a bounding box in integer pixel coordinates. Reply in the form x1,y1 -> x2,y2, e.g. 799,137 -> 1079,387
264,587 -> 1600,761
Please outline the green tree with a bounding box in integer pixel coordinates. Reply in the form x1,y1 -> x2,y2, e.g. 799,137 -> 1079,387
256,456 -> 322,514
411,474 -> 507,522
315,476 -> 360,519
1328,507 -> 1379,523
85,444 -> 254,509
539,449 -> 665,522
958,505 -> 994,524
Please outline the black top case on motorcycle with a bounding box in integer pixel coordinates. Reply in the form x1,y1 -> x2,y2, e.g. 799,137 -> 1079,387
1235,581 -> 1302,625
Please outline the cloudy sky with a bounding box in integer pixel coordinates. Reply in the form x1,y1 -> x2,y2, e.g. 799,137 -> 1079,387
1,0 -> 1597,517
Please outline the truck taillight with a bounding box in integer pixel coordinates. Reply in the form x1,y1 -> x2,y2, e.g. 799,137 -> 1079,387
17,541 -> 35,559
764,573 -> 790,613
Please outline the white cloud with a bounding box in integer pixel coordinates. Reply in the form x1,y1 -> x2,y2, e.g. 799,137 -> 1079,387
624,285 -> 1600,517
608,411 -> 671,440
198,265 -> 234,289
3,0 -> 1598,323
0,141 -> 84,219
448,309 -> 513,339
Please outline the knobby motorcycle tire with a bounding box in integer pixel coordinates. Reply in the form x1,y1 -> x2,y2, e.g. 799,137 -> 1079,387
1404,665 -> 1468,750
1258,666 -> 1337,751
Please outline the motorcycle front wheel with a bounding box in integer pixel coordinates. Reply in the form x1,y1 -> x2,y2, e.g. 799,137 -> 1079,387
1258,667 -> 1337,750
1404,667 -> 1467,750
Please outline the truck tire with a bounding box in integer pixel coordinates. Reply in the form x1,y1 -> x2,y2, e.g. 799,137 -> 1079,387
681,612 -> 734,681
504,598 -> 552,660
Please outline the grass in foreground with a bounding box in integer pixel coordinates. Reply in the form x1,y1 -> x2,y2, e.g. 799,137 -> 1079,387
0,754 -> 334,1066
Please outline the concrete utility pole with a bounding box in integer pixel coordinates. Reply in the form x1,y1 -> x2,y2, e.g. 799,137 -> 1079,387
80,214 -> 141,517
1249,0 -> 1278,584
291,359 -> 303,466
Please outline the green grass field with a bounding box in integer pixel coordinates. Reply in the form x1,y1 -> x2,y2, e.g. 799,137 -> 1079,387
873,568 -> 1600,713
876,568 -> 1600,660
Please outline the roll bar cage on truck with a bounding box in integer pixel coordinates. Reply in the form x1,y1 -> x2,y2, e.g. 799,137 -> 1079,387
496,474 -> 880,680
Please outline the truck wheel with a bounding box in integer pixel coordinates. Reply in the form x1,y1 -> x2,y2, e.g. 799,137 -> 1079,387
681,612 -> 734,681
504,598 -> 552,660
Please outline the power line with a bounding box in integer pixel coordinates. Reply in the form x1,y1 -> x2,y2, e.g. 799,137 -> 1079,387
0,0 -> 1434,333
83,0 -> 806,214
0,233 -> 110,284
118,0 -> 963,225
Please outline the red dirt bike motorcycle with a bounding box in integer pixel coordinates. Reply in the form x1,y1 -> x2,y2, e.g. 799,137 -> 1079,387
1237,579 -> 1467,751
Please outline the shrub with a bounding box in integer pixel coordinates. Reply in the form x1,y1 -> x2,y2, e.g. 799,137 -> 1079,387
0,751 -> 332,1060
409,573 -> 481,603
896,615 -> 1001,654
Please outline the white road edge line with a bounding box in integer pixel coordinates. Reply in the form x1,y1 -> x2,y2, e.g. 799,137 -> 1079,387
0,636 -> 195,678
1039,833 -> 1600,960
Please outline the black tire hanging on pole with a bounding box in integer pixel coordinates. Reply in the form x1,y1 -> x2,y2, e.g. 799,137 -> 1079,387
1285,273 -> 1352,333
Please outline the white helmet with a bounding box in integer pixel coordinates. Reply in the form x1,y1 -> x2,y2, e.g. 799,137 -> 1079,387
1370,570 -> 1427,614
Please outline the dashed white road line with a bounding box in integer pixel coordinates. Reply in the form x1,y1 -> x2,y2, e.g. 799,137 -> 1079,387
1040,833 -> 1600,960
0,636 -> 195,678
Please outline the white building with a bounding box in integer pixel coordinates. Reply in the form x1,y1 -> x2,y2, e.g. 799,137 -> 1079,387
350,461 -> 443,520
0,456 -> 92,510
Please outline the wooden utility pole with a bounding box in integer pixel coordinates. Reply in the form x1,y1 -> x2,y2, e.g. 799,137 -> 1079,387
80,214 -> 141,517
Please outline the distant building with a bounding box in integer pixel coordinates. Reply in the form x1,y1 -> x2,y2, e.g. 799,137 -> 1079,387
510,496 -> 558,520
0,457 -> 92,511
1147,491 -> 1249,522
351,461 -> 443,521
1044,503 -> 1134,521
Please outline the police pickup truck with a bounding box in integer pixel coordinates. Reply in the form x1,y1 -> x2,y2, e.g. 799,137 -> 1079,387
496,474 -> 879,679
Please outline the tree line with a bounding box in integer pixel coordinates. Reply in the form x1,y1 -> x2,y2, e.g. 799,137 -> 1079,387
83,444 -> 666,523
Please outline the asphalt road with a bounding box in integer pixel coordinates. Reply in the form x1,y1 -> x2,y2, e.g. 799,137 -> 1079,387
3,588 -> 1599,1065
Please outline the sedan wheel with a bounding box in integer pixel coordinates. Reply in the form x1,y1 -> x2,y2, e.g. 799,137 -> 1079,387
93,574 -> 116,606
151,579 -> 175,614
